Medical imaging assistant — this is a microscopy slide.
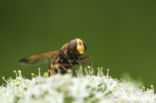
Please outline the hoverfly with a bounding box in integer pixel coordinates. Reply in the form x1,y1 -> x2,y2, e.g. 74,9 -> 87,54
20,38 -> 92,76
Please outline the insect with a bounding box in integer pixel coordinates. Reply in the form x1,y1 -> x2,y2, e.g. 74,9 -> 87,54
20,38 -> 92,76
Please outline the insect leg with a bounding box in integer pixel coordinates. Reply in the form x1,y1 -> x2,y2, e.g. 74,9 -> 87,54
81,61 -> 92,67
78,56 -> 82,66
59,64 -> 68,72
80,56 -> 92,60
80,56 -> 93,70
67,59 -> 77,76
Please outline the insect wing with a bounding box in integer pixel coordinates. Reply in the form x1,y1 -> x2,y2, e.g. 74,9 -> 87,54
20,50 -> 60,65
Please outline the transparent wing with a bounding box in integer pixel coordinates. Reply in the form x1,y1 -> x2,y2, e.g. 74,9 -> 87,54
20,50 -> 60,65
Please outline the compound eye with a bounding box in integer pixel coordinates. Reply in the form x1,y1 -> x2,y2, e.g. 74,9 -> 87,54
68,39 -> 77,51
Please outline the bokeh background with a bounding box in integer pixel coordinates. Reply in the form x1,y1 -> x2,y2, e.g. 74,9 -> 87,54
1,0 -> 156,87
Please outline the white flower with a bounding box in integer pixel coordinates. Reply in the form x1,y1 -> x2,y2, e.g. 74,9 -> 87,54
0,67 -> 155,103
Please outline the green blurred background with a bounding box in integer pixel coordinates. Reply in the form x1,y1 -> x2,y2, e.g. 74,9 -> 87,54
0,0 -> 156,87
